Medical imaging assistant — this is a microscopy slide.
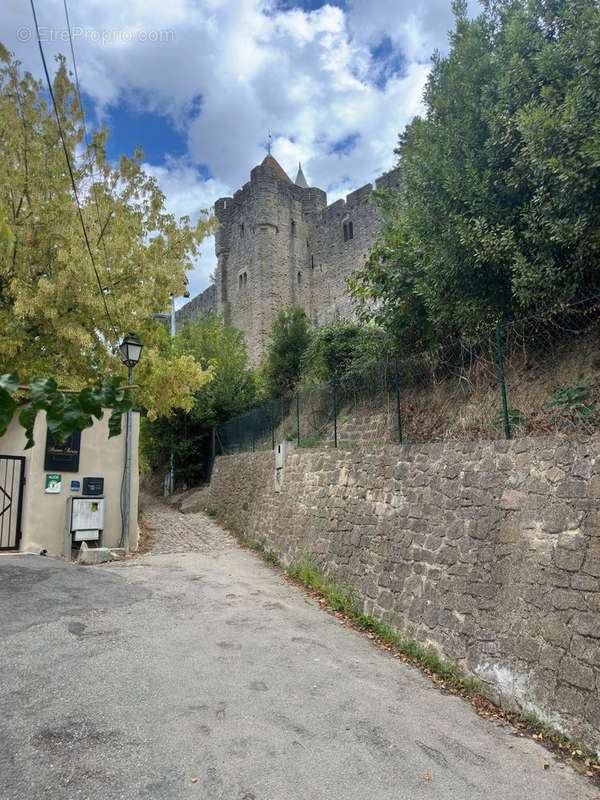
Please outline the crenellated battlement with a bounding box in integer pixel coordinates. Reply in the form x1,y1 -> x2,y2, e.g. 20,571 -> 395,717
177,158 -> 402,361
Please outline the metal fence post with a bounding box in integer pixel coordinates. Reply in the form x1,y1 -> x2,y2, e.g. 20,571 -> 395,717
251,409 -> 256,452
296,392 -> 300,447
332,378 -> 338,448
495,325 -> 511,440
395,357 -> 403,444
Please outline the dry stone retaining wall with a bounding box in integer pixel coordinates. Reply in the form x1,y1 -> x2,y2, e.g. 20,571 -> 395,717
208,435 -> 600,752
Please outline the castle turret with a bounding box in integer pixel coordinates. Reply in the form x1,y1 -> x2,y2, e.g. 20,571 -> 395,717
177,154 -> 393,365
246,155 -> 296,359
258,154 -> 293,184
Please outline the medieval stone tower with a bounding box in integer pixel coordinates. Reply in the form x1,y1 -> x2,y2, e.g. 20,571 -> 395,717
177,154 -> 401,363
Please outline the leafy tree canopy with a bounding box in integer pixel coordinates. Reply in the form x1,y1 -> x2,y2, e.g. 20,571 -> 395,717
0,46 -> 214,419
351,0 -> 600,348
175,315 -> 258,427
0,372 -> 132,448
302,317 -> 392,382
264,307 -> 312,396
142,315 -> 258,486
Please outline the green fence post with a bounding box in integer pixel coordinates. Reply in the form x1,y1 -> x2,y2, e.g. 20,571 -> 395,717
395,357 -> 403,444
495,325 -> 511,440
296,392 -> 300,447
332,379 -> 338,448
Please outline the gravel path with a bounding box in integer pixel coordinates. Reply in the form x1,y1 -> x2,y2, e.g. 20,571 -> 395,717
140,493 -> 234,555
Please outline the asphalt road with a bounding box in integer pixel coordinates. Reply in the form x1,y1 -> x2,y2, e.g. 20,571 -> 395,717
1,541 -> 597,799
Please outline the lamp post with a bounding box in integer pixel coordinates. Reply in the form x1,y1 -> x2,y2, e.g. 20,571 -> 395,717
119,332 -> 143,551
166,290 -> 190,496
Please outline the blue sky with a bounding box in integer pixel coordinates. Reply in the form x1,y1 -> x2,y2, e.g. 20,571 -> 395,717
4,0 -> 478,301
103,99 -> 188,165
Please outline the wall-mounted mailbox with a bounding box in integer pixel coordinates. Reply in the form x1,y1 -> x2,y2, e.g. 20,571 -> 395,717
68,497 -> 105,544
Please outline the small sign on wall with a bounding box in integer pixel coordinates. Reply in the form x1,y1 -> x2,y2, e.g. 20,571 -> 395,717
44,429 -> 81,472
45,474 -> 62,494
83,477 -> 104,497
70,480 -> 81,493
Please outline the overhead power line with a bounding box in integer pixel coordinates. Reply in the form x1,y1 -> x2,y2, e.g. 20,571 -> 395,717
29,0 -> 119,341
62,0 -> 115,277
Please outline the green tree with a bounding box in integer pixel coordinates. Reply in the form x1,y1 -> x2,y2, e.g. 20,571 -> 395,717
302,318 -> 392,382
176,315 -> 258,426
143,316 -> 258,485
0,46 -> 213,420
349,188 -> 433,353
352,0 -> 600,346
264,308 -> 312,396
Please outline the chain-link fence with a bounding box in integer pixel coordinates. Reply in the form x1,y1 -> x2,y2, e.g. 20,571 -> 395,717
217,298 -> 600,454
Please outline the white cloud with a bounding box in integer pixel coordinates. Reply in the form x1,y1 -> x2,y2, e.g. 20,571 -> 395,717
346,0 -> 481,62
142,159 -> 229,299
3,0 -> 476,297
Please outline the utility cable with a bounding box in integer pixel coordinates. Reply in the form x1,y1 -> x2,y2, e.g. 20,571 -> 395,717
29,0 -> 119,341
62,0 -> 116,293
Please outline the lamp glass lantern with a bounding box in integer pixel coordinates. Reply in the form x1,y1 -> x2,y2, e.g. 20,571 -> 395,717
119,333 -> 143,370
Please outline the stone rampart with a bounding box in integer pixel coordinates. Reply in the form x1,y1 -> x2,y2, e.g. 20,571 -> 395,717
175,284 -> 216,328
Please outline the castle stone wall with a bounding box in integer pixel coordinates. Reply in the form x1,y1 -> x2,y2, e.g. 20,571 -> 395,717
177,159 -> 401,362
307,179 -> 392,324
208,435 -> 600,754
175,284 -> 216,329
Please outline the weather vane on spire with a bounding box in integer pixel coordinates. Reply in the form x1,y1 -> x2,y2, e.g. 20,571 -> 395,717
267,129 -> 272,155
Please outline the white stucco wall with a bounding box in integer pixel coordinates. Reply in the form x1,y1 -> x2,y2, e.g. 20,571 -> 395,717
0,411 -> 139,557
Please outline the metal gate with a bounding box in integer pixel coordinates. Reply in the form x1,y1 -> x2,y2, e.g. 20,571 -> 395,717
0,456 -> 25,551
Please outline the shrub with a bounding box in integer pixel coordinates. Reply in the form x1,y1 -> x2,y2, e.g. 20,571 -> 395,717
546,382 -> 598,430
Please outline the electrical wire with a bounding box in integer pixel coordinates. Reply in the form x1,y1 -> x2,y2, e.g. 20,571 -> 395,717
62,0 -> 116,298
29,0 -> 119,342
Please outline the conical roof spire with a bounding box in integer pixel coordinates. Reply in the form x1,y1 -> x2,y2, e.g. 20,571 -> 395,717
260,154 -> 292,183
295,162 -> 308,188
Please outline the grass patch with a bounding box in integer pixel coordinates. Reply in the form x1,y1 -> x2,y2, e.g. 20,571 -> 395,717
287,562 -> 357,614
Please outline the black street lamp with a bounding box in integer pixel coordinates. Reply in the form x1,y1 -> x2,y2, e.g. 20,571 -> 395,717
118,332 -> 143,372
118,333 -> 143,552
